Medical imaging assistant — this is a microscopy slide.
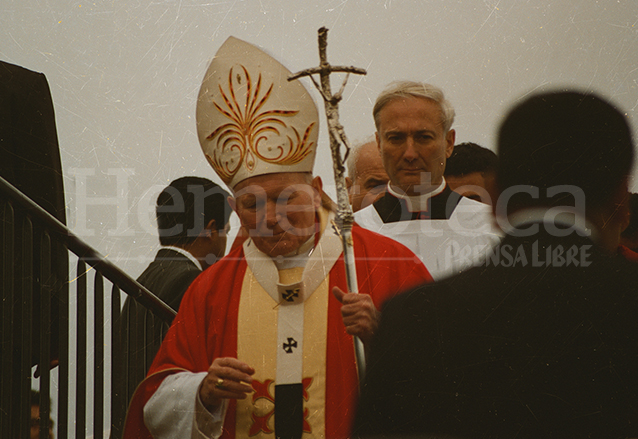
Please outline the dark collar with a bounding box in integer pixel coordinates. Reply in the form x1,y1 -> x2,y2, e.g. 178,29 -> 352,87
372,185 -> 463,223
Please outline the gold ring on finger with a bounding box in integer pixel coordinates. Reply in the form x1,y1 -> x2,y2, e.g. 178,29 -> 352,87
215,378 -> 225,389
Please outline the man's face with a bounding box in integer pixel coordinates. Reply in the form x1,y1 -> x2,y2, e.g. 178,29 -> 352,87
230,173 -> 321,257
31,405 -> 53,439
376,97 -> 455,196
347,141 -> 389,212
446,171 -> 497,205
202,221 -> 230,268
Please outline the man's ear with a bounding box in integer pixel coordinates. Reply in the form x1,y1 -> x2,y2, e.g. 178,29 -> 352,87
202,219 -> 218,239
311,176 -> 323,208
312,176 -> 323,193
345,176 -> 353,191
228,196 -> 237,214
445,129 -> 456,158
375,132 -> 381,152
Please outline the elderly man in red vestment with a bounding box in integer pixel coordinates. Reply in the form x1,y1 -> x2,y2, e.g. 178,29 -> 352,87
123,36 -> 431,439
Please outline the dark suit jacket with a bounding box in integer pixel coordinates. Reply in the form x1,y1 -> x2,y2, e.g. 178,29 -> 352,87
134,247 -> 202,312
354,228 -> 638,438
120,248 -> 201,398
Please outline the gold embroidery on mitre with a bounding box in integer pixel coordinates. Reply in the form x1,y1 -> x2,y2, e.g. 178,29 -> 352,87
204,65 -> 316,184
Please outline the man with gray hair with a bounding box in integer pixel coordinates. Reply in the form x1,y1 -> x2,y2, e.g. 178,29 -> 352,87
345,136 -> 389,212
354,81 -> 500,280
354,89 -> 638,438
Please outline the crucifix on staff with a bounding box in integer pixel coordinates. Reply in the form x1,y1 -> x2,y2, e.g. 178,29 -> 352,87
288,26 -> 368,379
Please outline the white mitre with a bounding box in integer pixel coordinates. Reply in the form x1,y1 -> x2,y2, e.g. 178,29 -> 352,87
196,36 -> 319,189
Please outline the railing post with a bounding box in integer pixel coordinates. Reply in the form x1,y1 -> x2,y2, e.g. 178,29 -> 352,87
126,300 -> 138,403
20,216 -> 33,439
76,259 -> 88,438
111,285 -> 124,438
58,254 -> 70,439
1,176 -> 178,438
39,231 -> 52,439
94,271 -> 105,439
0,201 -> 15,438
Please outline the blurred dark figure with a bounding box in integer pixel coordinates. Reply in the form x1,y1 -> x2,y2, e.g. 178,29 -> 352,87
0,61 -> 67,437
354,91 -> 638,438
444,142 -> 498,205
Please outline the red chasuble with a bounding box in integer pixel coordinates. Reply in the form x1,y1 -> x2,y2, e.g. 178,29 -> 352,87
124,224 -> 431,439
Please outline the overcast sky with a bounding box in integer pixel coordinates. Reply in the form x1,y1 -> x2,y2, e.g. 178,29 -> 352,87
2,0 -> 637,278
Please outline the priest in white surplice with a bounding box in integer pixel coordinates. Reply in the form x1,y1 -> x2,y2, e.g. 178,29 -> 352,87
354,81 -> 501,280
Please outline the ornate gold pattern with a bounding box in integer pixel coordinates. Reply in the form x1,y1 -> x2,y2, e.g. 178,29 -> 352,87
205,65 -> 315,183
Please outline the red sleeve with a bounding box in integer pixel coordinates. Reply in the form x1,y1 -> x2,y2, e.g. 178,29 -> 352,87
324,225 -> 432,438
123,247 -> 247,438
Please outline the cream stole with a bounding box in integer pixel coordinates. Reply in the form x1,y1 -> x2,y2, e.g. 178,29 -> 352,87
235,210 -> 342,437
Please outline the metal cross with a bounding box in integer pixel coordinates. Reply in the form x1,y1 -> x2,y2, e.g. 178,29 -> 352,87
283,337 -> 298,354
288,26 -> 367,229
288,26 -> 368,382
282,289 -> 300,302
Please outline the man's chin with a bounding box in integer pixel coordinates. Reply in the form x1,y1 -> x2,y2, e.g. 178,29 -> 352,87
252,236 -> 298,257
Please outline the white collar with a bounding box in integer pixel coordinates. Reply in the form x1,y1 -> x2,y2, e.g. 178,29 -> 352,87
243,209 -> 343,303
161,245 -> 203,271
387,178 -> 447,212
497,207 -> 597,242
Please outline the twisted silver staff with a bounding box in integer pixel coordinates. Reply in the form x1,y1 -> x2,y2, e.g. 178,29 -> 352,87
288,26 -> 368,383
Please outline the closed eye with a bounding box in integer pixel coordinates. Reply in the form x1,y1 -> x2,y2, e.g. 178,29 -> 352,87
364,179 -> 388,190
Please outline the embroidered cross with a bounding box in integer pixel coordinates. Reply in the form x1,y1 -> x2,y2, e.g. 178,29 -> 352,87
249,378 -> 314,435
283,337 -> 298,353
282,288 -> 300,302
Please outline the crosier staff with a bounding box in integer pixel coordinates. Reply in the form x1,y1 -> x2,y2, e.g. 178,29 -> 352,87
288,26 -> 368,382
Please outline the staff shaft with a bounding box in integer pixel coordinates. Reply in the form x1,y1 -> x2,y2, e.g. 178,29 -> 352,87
289,26 -> 367,381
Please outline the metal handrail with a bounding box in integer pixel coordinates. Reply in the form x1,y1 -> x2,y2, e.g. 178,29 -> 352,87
0,174 -> 176,323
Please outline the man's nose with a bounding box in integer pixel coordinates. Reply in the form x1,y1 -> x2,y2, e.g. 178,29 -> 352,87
264,201 -> 280,227
403,137 -> 418,161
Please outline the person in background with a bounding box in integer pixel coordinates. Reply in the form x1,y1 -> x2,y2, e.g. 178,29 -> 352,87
116,176 -> 231,434
444,141 -> 498,205
1,60 -> 68,438
135,176 -> 232,313
30,389 -> 54,439
346,136 -> 389,212
355,81 -> 500,280
354,90 -> 638,438
123,36 -> 431,439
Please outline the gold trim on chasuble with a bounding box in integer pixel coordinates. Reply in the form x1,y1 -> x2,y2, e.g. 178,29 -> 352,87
236,209 -> 342,437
